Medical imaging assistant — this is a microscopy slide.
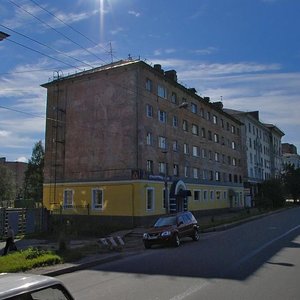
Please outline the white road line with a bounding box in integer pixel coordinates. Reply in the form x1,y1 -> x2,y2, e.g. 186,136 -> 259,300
169,281 -> 210,300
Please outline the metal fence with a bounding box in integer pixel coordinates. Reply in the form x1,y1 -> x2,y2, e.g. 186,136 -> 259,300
0,207 -> 48,239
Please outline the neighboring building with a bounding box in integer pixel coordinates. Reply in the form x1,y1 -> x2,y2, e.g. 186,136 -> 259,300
0,157 -> 28,203
42,59 -> 245,225
223,110 -> 284,206
282,143 -> 300,169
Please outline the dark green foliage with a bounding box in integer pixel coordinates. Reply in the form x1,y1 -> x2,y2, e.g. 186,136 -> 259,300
23,141 -> 44,204
255,179 -> 285,209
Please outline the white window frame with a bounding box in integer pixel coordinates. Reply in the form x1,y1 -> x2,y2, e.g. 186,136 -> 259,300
192,124 -> 199,135
63,189 -> 74,209
158,136 -> 167,149
158,84 -> 167,99
192,146 -> 199,157
158,110 -> 167,123
146,187 -> 155,211
146,132 -> 153,145
193,167 -> 199,179
146,104 -> 153,118
92,188 -> 103,210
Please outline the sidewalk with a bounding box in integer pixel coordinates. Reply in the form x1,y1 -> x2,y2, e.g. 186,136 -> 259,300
0,208 -> 286,276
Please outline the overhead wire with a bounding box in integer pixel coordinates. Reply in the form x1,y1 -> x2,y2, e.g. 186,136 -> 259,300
27,0 -> 120,62
7,0 -> 109,65
0,24 -> 96,70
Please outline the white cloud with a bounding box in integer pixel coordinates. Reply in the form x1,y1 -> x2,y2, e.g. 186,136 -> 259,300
128,10 -> 140,17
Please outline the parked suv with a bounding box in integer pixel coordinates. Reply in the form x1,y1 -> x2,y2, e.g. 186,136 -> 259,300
142,211 -> 199,249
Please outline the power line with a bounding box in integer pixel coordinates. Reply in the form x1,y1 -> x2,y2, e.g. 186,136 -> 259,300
7,0 -> 108,65
0,24 -> 96,69
6,38 -> 84,70
28,0 -> 120,62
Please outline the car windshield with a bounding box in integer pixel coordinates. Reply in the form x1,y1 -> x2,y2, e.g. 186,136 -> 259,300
153,216 -> 177,227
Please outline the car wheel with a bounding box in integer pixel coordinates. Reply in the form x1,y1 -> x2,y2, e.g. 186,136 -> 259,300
144,241 -> 151,249
172,233 -> 180,247
192,229 -> 199,241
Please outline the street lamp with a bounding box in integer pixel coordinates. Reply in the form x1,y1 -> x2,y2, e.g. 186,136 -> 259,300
0,31 -> 9,41
163,101 -> 188,214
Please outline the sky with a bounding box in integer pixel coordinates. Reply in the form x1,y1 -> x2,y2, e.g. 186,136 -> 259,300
1,0 -> 300,162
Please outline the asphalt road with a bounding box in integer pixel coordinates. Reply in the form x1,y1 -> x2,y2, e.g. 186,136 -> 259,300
59,207 -> 300,300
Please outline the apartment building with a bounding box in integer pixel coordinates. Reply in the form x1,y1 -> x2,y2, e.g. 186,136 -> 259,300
42,59 -> 244,224
224,110 -> 284,206
282,143 -> 300,169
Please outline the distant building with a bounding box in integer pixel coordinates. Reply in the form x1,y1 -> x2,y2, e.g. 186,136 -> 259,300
0,157 -> 28,201
282,143 -> 300,169
42,60 -> 245,225
223,110 -> 284,207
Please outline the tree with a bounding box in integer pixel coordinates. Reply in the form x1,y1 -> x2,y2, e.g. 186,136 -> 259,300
23,141 -> 44,204
0,164 -> 16,206
283,164 -> 300,203
255,178 -> 285,209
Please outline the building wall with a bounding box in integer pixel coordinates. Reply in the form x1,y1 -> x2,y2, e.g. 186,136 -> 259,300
43,60 -> 245,218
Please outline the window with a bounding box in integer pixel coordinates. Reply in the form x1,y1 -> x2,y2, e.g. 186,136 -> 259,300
215,152 -> 219,162
171,92 -> 177,104
209,150 -> 213,160
201,148 -> 207,158
202,169 -> 208,180
221,118 -> 224,128
146,104 -> 153,117
173,140 -> 179,151
215,171 -> 221,181
191,103 -> 197,114
210,190 -> 214,200
232,157 -> 237,166
200,108 -> 204,117
231,125 -> 236,134
192,146 -> 199,157
146,132 -> 153,145
192,124 -> 199,135
173,163 -> 179,176
184,166 -> 189,177
223,191 -> 227,200
209,170 -> 214,181
214,133 -> 219,143
158,136 -> 167,149
159,162 -> 167,174
213,115 -> 217,124
158,84 -> 167,98
207,111 -> 211,121
63,190 -> 73,208
184,143 -> 189,154
146,78 -> 152,92
146,188 -> 154,211
232,141 -> 236,150
193,168 -> 199,179
203,190 -> 208,201
201,128 -> 206,138
172,115 -> 178,127
183,120 -> 188,131
147,160 -> 153,173
92,188 -> 103,210
158,110 -> 167,123
208,130 -> 212,140
216,191 -> 221,200
194,190 -> 201,201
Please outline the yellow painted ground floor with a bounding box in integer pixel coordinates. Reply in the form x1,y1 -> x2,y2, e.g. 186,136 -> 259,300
43,179 -> 244,217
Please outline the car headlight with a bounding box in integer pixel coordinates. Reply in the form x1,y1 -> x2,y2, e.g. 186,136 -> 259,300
161,231 -> 171,237
143,233 -> 149,239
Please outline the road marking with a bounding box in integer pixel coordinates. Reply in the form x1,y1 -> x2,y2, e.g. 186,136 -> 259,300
169,281 -> 210,300
232,224 -> 300,270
